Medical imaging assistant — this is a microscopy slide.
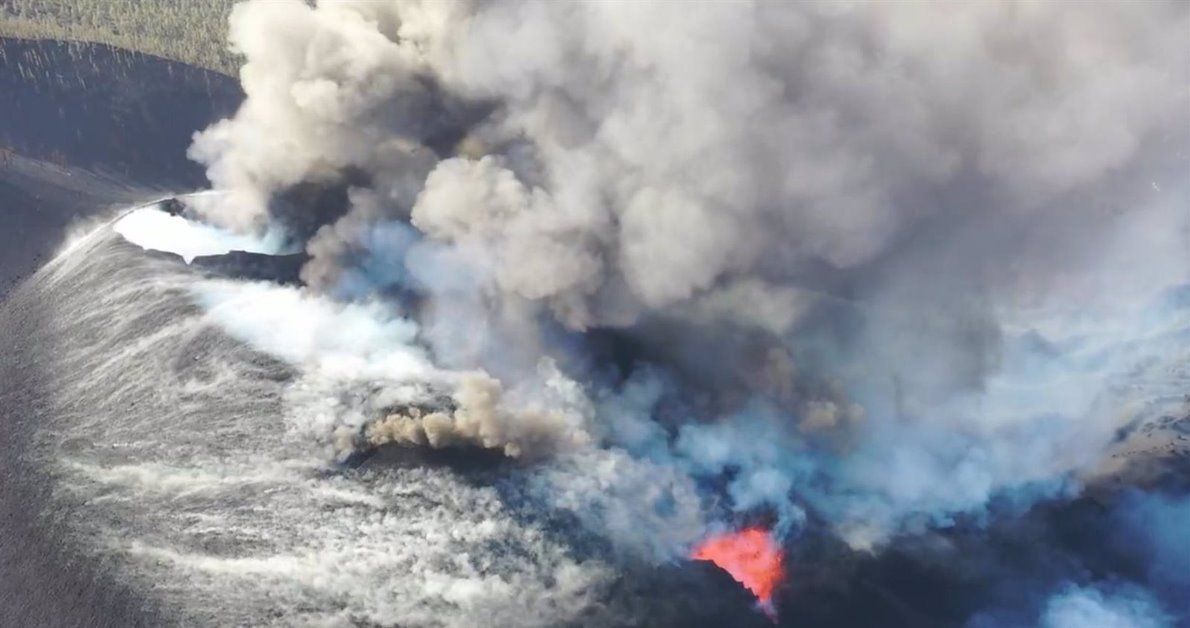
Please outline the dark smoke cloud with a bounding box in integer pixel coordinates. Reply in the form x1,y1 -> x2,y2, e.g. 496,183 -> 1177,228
184,0 -> 1190,621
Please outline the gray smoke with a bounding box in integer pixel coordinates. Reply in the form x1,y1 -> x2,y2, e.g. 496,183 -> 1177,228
185,0 -> 1190,608
1041,584 -> 1170,628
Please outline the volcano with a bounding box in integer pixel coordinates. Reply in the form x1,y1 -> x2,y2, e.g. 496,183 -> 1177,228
3,3 -> 1190,627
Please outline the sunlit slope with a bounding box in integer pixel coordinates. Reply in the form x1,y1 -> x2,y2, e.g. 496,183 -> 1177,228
1,0 -> 238,74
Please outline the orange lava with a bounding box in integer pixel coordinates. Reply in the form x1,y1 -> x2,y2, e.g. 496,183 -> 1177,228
691,527 -> 785,612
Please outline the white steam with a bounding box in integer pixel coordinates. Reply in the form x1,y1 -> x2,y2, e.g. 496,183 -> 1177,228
1041,585 -> 1171,628
193,279 -> 592,460
114,201 -> 289,262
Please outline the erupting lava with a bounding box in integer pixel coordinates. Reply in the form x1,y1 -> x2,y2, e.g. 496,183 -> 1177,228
691,527 -> 785,618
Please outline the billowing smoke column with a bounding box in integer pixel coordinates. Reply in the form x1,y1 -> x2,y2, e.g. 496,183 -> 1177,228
186,0 -> 1189,621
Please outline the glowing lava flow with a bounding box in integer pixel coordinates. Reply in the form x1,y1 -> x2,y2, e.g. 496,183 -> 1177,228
691,527 -> 785,619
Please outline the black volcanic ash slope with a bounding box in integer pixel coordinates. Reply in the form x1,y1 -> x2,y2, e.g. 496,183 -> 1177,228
0,37 -> 242,296
0,37 -> 239,626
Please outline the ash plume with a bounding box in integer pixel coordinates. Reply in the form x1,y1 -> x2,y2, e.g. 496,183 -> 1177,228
363,373 -> 592,458
183,0 -> 1189,622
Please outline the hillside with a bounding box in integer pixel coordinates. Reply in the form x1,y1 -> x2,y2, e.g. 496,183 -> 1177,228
0,38 -> 242,297
1,0 -> 239,74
